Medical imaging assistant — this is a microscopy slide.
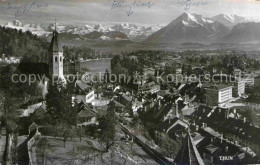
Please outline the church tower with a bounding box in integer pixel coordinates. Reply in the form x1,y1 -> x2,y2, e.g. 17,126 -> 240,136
48,22 -> 64,79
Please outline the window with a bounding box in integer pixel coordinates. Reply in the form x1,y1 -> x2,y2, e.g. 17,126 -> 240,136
55,56 -> 58,62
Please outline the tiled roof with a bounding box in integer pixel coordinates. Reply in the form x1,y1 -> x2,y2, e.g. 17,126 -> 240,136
76,81 -> 91,91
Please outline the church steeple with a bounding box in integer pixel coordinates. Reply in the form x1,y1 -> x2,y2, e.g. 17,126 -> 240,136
54,19 -> 57,32
48,22 -> 60,53
48,20 -> 64,80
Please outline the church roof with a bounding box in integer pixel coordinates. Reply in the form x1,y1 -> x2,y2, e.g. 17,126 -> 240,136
48,30 -> 60,53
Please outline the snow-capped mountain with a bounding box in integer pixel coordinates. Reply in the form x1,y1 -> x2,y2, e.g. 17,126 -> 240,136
5,20 -> 51,37
146,12 -> 230,44
3,20 -> 164,41
111,23 -> 164,41
212,14 -> 248,28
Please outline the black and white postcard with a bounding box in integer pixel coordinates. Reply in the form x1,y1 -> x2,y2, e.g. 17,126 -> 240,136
0,0 -> 260,164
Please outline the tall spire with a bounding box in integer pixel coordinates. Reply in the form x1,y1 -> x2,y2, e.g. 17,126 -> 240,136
54,18 -> 57,32
48,19 -> 59,52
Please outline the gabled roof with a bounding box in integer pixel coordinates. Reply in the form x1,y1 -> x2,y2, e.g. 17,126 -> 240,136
154,104 -> 172,120
182,106 -> 195,116
78,107 -> 95,118
157,117 -> 179,131
32,105 -> 47,115
76,81 -> 91,91
166,119 -> 189,134
112,99 -> 125,108
193,105 -> 213,120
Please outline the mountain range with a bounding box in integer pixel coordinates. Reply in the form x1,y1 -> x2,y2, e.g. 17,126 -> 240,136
3,13 -> 260,44
4,20 -> 164,41
146,12 -> 260,44
212,14 -> 249,29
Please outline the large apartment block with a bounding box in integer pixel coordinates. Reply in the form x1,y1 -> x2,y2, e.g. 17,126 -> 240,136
203,83 -> 233,106
232,80 -> 245,97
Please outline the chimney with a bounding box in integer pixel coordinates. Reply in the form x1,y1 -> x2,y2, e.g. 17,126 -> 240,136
235,141 -> 238,145
225,146 -> 229,152
243,117 -> 246,123
233,108 -> 236,114
196,125 -> 199,131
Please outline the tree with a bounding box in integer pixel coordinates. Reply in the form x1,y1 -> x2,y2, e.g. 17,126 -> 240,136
187,65 -> 193,76
45,83 -> 62,125
57,123 -> 72,147
0,65 -> 16,93
98,102 -> 116,152
75,127 -> 86,142
37,137 -> 51,164
45,82 -> 77,147
46,82 -> 77,126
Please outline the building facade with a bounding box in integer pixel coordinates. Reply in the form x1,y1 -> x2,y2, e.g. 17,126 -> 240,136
218,86 -> 233,105
232,80 -> 245,97
203,84 -> 233,106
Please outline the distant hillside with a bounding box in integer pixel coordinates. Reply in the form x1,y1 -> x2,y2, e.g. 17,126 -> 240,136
0,26 -> 48,62
221,22 -> 260,43
212,14 -> 248,28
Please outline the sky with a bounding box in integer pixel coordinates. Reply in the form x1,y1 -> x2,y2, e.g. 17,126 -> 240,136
0,0 -> 260,25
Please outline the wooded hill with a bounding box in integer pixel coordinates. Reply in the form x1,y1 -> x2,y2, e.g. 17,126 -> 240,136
0,27 -> 49,62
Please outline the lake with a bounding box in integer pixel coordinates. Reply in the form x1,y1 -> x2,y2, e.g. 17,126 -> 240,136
80,58 -> 111,74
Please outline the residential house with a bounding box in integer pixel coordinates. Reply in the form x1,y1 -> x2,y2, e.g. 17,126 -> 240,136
74,80 -> 95,104
77,105 -> 97,127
